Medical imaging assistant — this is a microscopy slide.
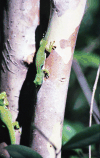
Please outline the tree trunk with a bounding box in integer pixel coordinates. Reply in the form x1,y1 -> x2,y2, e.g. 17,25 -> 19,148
31,0 -> 87,158
0,0 -> 39,144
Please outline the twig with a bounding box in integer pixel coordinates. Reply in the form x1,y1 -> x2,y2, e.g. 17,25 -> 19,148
89,65 -> 100,126
89,65 -> 100,158
72,60 -> 100,124
83,36 -> 100,53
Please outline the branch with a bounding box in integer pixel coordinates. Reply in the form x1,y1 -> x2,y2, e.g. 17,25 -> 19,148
72,60 -> 100,124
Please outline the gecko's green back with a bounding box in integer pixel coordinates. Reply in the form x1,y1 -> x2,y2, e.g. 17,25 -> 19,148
0,106 -> 16,144
35,39 -> 47,73
0,92 -> 20,144
34,39 -> 47,86
34,39 -> 55,86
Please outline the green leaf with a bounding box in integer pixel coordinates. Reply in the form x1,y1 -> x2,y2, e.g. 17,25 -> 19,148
5,145 -> 43,158
62,123 -> 76,146
74,51 -> 100,68
62,124 -> 100,150
62,121 -> 84,145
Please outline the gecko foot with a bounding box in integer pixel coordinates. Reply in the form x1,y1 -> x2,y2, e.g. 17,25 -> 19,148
43,69 -> 49,79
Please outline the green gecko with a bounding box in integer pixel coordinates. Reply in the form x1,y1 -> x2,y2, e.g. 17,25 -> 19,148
0,91 -> 20,144
34,39 -> 55,86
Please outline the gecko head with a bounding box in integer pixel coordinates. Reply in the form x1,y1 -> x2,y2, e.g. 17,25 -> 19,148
34,73 -> 44,86
0,92 -> 9,107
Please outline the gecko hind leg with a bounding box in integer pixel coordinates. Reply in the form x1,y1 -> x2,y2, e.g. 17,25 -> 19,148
43,69 -> 49,79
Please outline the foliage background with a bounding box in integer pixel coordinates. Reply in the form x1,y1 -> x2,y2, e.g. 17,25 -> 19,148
65,0 -> 100,125
62,0 -> 100,157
